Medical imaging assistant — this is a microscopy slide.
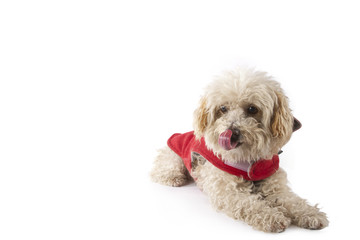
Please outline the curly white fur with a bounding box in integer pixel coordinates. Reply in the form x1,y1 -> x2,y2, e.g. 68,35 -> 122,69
151,67 -> 328,232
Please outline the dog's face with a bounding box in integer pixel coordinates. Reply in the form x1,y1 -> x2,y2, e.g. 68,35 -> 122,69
193,68 -> 301,163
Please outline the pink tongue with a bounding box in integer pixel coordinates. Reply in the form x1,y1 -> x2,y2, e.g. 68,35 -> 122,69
219,130 -> 237,150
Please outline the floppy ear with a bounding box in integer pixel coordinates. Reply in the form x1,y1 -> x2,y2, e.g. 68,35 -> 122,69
193,97 -> 209,139
293,117 -> 302,132
271,91 -> 293,138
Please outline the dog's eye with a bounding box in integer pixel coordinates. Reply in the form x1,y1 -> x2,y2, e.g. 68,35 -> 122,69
220,106 -> 227,113
247,106 -> 258,114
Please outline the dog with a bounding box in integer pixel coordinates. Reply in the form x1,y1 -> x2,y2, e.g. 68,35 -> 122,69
150,67 -> 328,232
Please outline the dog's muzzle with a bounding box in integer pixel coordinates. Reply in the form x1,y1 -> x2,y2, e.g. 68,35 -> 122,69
219,129 -> 242,150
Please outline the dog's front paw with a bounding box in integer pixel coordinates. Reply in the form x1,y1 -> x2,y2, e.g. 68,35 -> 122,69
267,214 -> 291,233
296,211 -> 329,230
252,211 -> 291,233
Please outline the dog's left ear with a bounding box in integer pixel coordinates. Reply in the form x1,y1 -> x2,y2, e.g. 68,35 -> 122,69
293,117 -> 302,132
271,91 -> 293,138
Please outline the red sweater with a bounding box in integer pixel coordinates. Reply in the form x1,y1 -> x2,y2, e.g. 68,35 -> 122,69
167,131 -> 279,181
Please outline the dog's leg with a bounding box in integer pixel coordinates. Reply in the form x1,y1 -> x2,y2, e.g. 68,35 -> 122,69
194,163 -> 291,233
258,169 -> 329,230
277,193 -> 328,230
150,146 -> 190,187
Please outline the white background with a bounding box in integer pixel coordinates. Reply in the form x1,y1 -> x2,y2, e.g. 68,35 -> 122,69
1,0 -> 359,239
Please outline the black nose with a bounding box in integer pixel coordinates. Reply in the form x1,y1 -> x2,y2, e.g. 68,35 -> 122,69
230,128 -> 241,143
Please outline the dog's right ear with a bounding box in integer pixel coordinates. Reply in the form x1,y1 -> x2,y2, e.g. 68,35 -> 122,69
193,97 -> 209,140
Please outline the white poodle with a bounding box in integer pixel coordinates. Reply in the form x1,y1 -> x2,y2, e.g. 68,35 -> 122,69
151,67 -> 328,232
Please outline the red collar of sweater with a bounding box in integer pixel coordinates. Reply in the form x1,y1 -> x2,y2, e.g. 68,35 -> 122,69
167,131 -> 279,181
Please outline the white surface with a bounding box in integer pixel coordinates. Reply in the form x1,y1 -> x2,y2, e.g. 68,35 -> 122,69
1,0 -> 359,239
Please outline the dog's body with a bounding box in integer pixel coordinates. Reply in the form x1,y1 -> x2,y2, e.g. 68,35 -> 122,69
151,68 -> 328,232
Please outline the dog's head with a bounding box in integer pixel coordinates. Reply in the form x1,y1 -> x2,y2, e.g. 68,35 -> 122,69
193,68 -> 301,163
